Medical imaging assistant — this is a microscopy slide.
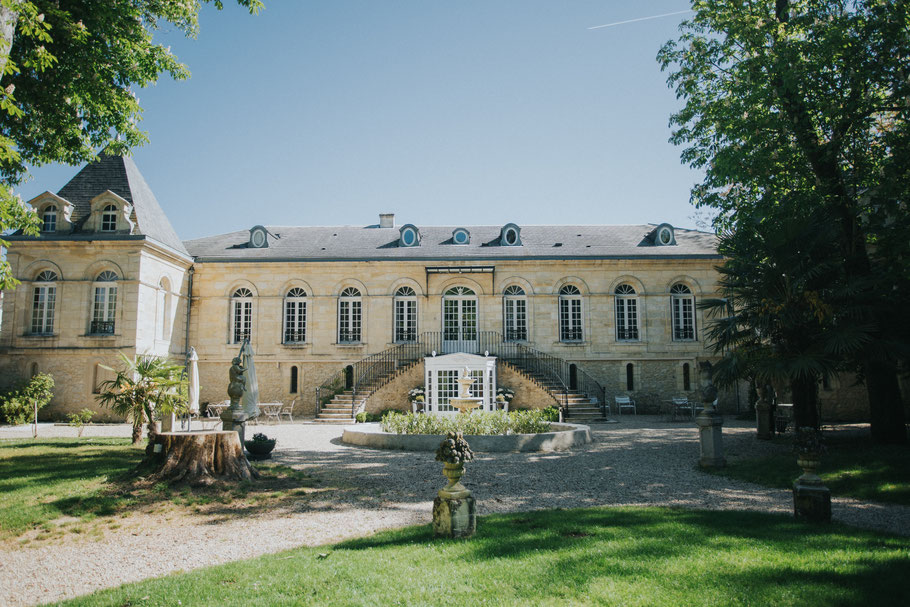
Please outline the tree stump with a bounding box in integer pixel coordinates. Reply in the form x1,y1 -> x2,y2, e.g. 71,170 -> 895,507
151,431 -> 259,485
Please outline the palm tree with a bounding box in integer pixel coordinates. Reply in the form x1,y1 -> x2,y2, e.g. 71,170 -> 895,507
96,353 -> 188,446
701,211 -> 856,430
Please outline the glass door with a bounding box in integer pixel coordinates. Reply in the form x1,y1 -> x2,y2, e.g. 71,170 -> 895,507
442,286 -> 477,353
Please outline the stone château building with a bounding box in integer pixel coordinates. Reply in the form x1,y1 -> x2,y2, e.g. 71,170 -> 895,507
1,152 -> 741,421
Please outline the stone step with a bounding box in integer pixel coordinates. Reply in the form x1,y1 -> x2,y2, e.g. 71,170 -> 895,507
317,412 -> 356,419
313,418 -> 354,424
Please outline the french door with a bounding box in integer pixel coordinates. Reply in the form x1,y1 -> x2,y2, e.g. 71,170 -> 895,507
442,286 -> 477,353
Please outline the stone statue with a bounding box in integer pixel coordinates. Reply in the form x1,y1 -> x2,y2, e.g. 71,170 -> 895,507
228,356 -> 246,410
699,361 -> 718,408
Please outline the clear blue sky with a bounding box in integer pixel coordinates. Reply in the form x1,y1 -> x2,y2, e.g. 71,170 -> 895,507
19,1 -> 703,241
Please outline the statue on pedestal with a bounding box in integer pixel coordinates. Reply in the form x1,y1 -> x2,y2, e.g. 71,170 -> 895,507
228,356 -> 246,411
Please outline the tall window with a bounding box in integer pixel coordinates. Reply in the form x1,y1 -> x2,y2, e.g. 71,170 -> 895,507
284,287 -> 307,343
671,283 -> 695,341
100,204 -> 117,232
558,285 -> 583,342
42,206 -> 57,232
614,284 -> 639,341
503,285 -> 527,341
338,287 -> 362,343
626,363 -> 635,391
231,287 -> 253,343
91,271 -> 118,334
31,271 -> 57,335
683,363 -> 691,391
393,286 -> 417,343
290,366 -> 299,393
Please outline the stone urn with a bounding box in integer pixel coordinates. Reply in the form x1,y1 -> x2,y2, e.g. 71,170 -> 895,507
441,462 -> 470,499
796,452 -> 823,485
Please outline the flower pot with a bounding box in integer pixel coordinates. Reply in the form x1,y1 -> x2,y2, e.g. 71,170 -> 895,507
245,438 -> 276,460
796,452 -> 822,485
439,461 -> 470,499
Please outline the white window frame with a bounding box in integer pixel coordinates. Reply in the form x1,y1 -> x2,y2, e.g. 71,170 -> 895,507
614,284 -> 640,341
503,285 -> 527,342
91,271 -> 118,335
100,204 -> 118,232
338,287 -> 362,343
42,206 -> 57,233
284,287 -> 307,344
231,287 -> 253,344
31,271 -> 57,335
558,285 -> 583,342
393,286 -> 417,343
671,283 -> 696,341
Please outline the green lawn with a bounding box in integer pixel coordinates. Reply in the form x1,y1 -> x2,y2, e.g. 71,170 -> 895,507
54,507 -> 910,607
0,438 -> 143,540
713,436 -> 910,505
0,438 -> 318,543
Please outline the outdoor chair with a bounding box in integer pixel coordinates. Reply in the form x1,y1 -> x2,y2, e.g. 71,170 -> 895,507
614,395 -> 636,415
671,397 -> 694,420
280,399 -> 296,422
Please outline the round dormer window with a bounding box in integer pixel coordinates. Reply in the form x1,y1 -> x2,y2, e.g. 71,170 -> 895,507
250,228 -> 267,248
401,226 -> 417,247
453,229 -> 469,245
504,227 -> 519,246
656,224 -> 675,246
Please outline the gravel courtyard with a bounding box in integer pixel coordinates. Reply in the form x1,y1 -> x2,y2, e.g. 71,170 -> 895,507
1,418 -> 907,606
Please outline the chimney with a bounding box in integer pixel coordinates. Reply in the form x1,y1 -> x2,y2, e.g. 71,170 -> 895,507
379,213 -> 395,228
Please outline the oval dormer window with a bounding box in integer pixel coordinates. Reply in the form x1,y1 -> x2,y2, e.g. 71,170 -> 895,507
399,224 -> 420,247
249,225 -> 268,249
656,223 -> 675,246
502,224 -> 521,246
452,228 -> 470,245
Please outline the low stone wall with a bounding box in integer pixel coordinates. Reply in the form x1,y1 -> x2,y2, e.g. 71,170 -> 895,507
341,422 -> 592,452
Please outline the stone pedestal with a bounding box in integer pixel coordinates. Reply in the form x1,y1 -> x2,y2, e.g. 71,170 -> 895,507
695,409 -> 726,468
793,482 -> 832,522
755,401 -> 774,440
220,409 -> 250,445
433,494 -> 476,538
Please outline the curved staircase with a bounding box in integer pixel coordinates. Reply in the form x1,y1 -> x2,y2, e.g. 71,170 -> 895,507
314,332 -> 607,424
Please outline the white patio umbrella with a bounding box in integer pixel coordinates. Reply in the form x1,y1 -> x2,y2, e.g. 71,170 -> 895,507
239,340 -> 260,419
187,347 -> 200,415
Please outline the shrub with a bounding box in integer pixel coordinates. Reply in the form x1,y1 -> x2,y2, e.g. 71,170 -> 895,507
0,373 -> 55,425
380,410 -> 552,435
68,408 -> 95,437
356,409 -> 400,423
541,406 -> 560,422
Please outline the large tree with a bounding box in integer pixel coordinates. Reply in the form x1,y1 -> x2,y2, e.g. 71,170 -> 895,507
0,0 -> 262,289
659,0 -> 909,443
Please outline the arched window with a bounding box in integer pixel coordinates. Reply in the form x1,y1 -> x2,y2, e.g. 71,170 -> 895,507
156,278 -> 172,340
443,286 -> 477,348
558,285 -> 583,342
338,287 -> 362,343
626,363 -> 635,391
671,283 -> 696,341
100,204 -> 118,232
231,287 -> 253,343
284,287 -> 307,344
31,271 -> 57,335
503,285 -> 527,341
290,366 -> 299,394
614,284 -> 639,341
91,271 -> 118,334
394,286 -> 417,343
42,206 -> 57,232
683,363 -> 691,391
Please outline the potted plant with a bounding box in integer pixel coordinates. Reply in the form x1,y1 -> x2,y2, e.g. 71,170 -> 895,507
245,432 -> 277,460
409,386 -> 426,413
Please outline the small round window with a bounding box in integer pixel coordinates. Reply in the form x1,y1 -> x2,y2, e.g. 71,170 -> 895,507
504,227 -> 518,245
251,229 -> 266,248
402,228 -> 416,246
453,229 -> 469,245
658,226 -> 673,245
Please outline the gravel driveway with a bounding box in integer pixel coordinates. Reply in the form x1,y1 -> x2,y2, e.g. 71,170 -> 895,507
1,418 -> 907,606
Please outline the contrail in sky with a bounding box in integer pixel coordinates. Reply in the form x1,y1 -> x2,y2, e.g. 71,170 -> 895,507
588,9 -> 693,30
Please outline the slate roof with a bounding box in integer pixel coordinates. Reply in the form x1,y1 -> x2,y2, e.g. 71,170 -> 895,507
28,152 -> 189,255
185,224 -> 719,262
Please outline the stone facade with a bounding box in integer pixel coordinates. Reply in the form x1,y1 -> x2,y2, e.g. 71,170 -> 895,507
0,154 -> 879,422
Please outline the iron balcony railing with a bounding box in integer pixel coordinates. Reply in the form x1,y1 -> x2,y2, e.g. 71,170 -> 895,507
315,331 -> 608,419
90,320 -> 115,335
283,330 -> 306,344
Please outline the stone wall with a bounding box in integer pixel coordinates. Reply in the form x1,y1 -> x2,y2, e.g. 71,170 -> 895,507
497,364 -> 557,410
364,363 -> 424,414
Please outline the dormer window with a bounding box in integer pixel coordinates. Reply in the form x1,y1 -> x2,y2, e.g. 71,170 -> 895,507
42,206 -> 57,233
100,205 -> 117,232
452,228 -> 470,245
500,223 -> 522,246
399,224 -> 420,247
249,225 -> 269,248
655,223 -> 676,246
